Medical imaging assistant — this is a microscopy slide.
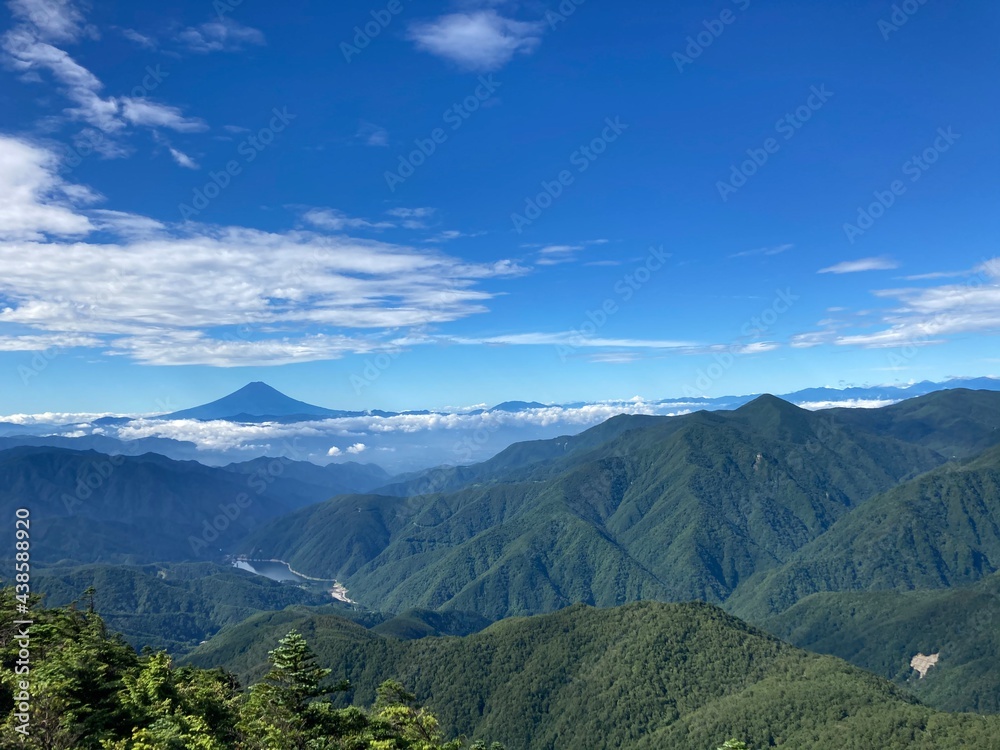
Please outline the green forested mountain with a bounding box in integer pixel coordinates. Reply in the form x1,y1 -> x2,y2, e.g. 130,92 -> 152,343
764,572 -> 1000,713
182,599 -> 1000,750
371,609 -> 493,640
727,443 -> 1000,620
0,447 -> 386,563
825,387 -> 1000,459
240,394 -> 954,618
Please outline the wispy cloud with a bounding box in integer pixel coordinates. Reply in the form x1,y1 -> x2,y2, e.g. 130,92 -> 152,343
409,10 -> 544,71
167,146 -> 198,170
0,137 -> 526,366
2,0 -> 205,142
302,208 -> 395,232
536,244 -> 583,265
729,243 -> 793,259
120,28 -> 155,48
120,99 -> 206,132
790,260 -> 1000,349
901,270 -> 968,281
448,332 -> 700,349
818,256 -> 899,274
385,207 -> 435,229
176,18 -> 265,54
8,0 -> 92,43
356,121 -> 388,147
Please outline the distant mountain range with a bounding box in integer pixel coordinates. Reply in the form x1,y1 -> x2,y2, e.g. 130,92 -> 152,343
2,376 -> 998,472
8,385 -> 1000,731
151,375 -> 1000,420
239,389 -> 1000,614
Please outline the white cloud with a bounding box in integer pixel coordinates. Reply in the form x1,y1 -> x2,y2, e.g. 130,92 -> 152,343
0,332 -> 101,351
818,256 -> 899,274
120,99 -> 207,132
3,4 -> 203,139
408,10 -> 544,70
737,342 -> 780,354
8,0 -> 90,43
3,27 -> 123,131
901,270 -> 967,281
796,399 -> 896,410
729,243 -> 793,259
536,244 -> 583,265
794,259 -> 1000,349
356,121 -> 388,147
302,208 -> 394,232
326,446 -> 342,456
176,18 -> 265,54
386,207 -> 435,220
0,135 -> 94,240
449,332 -> 700,349
89,209 -> 165,238
0,137 -> 526,366
120,28 -> 155,48
167,146 -> 199,169
346,442 -> 367,454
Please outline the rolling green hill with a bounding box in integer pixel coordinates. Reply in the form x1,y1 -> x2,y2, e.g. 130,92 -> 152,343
727,443 -> 1000,620
825,387 -> 1000,459
183,600 -> 1000,750
764,572 -> 1000,713
32,562 -> 341,653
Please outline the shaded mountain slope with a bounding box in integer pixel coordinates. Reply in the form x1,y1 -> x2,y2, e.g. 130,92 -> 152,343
0,447 -> 382,563
727,443 -> 1000,620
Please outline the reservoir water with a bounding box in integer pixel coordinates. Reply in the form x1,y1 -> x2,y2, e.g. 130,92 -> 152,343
234,559 -> 309,583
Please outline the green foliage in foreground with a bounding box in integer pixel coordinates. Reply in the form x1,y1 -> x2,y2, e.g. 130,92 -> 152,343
0,589 -> 501,750
185,599 -> 1000,750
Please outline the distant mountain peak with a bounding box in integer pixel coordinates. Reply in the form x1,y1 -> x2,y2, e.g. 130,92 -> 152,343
732,394 -> 815,439
161,382 -> 339,421
488,401 -> 549,413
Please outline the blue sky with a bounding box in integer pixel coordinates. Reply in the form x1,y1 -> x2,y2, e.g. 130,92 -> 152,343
1,0 -> 998,415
